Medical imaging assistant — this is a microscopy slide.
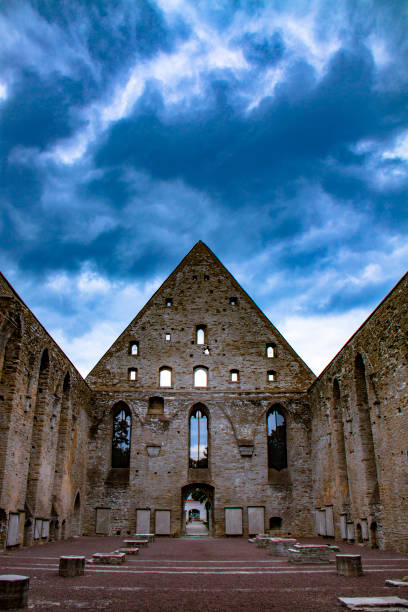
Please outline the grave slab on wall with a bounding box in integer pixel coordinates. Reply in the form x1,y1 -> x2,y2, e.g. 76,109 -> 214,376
155,510 -> 171,535
136,509 -> 151,534
6,513 -> 19,547
248,507 -> 264,535
95,508 -> 111,535
34,519 -> 42,540
41,520 -> 49,539
225,508 -> 243,535
325,506 -> 334,537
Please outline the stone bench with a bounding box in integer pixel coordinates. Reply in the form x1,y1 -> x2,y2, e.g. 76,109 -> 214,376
123,539 -> 148,548
59,556 -> 85,577
255,535 -> 271,548
0,575 -> 29,609
288,544 -> 331,564
134,533 -> 155,543
91,552 -> 126,565
336,555 -> 363,577
117,548 -> 139,555
267,538 -> 297,556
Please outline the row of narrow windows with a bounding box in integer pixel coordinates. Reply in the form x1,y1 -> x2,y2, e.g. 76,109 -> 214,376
127,366 -> 277,385
112,403 -> 287,471
129,338 -> 277,357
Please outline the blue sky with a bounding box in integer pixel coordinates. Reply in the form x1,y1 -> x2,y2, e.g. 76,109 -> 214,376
1,0 -> 407,376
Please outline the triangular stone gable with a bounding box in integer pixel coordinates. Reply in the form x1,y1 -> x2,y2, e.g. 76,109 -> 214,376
86,241 -> 315,391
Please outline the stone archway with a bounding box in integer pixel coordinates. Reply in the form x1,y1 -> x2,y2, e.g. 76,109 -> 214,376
181,483 -> 214,537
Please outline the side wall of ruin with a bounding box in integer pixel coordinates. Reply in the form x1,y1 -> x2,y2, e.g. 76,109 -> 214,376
309,273 -> 408,552
0,284 -> 92,550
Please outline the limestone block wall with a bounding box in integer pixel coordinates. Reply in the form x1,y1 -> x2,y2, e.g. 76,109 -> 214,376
0,276 -> 92,550
309,273 -> 408,552
84,390 -> 313,538
85,243 -> 315,538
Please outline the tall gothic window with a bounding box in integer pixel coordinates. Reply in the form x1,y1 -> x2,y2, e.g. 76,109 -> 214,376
112,403 -> 131,468
189,405 -> 208,469
267,407 -> 287,471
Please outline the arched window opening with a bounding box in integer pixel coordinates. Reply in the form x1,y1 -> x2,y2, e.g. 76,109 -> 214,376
129,342 -> 139,356
189,405 -> 208,469
230,369 -> 239,382
39,348 -> 49,373
196,325 -> 206,345
159,367 -> 172,387
194,367 -> 208,388
266,343 -> 276,358
62,372 -> 70,394
267,370 -> 276,382
128,368 -> 137,381
267,408 -> 287,471
112,403 -> 131,468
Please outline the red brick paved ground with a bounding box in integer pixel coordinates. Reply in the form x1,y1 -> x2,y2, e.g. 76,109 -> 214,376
1,536 -> 407,611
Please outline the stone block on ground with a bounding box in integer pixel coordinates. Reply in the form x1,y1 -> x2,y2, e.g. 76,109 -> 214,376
338,596 -> 408,610
134,533 -> 155,543
92,553 -> 126,565
288,544 -> 330,564
267,538 -> 297,556
336,554 -> 363,577
59,556 -> 85,577
255,535 -> 271,548
0,575 -> 29,609
124,539 -> 148,548
117,547 -> 139,555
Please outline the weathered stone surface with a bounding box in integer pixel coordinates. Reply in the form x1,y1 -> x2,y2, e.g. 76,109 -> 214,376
59,556 -> 85,577
91,553 -> 125,565
310,272 -> 408,553
267,538 -> 297,556
336,554 -> 363,577
84,242 -> 315,539
123,539 -> 148,548
338,596 -> 408,610
385,580 -> 408,587
134,533 -> 155,543
117,547 -> 138,555
0,575 -> 29,609
288,544 -> 330,564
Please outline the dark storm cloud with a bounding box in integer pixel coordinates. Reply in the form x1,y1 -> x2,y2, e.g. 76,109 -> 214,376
0,0 -> 407,369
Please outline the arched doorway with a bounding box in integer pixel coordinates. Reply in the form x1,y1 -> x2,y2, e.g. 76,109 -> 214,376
181,484 -> 214,537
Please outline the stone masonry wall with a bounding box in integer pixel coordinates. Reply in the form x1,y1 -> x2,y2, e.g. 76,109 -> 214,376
85,242 -> 315,538
0,274 -> 92,550
309,272 -> 408,552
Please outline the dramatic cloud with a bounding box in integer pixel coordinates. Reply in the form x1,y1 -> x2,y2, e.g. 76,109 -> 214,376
0,0 -> 407,375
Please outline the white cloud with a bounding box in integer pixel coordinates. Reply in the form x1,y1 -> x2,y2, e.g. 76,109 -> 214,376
0,81 -> 7,100
277,308 -> 370,375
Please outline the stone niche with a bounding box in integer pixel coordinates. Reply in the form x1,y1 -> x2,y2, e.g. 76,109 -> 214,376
146,445 -> 161,458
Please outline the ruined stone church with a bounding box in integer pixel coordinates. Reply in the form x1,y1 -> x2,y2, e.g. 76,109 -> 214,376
0,242 -> 407,552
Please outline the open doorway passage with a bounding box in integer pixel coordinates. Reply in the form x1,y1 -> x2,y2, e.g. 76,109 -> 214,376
182,484 -> 214,536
